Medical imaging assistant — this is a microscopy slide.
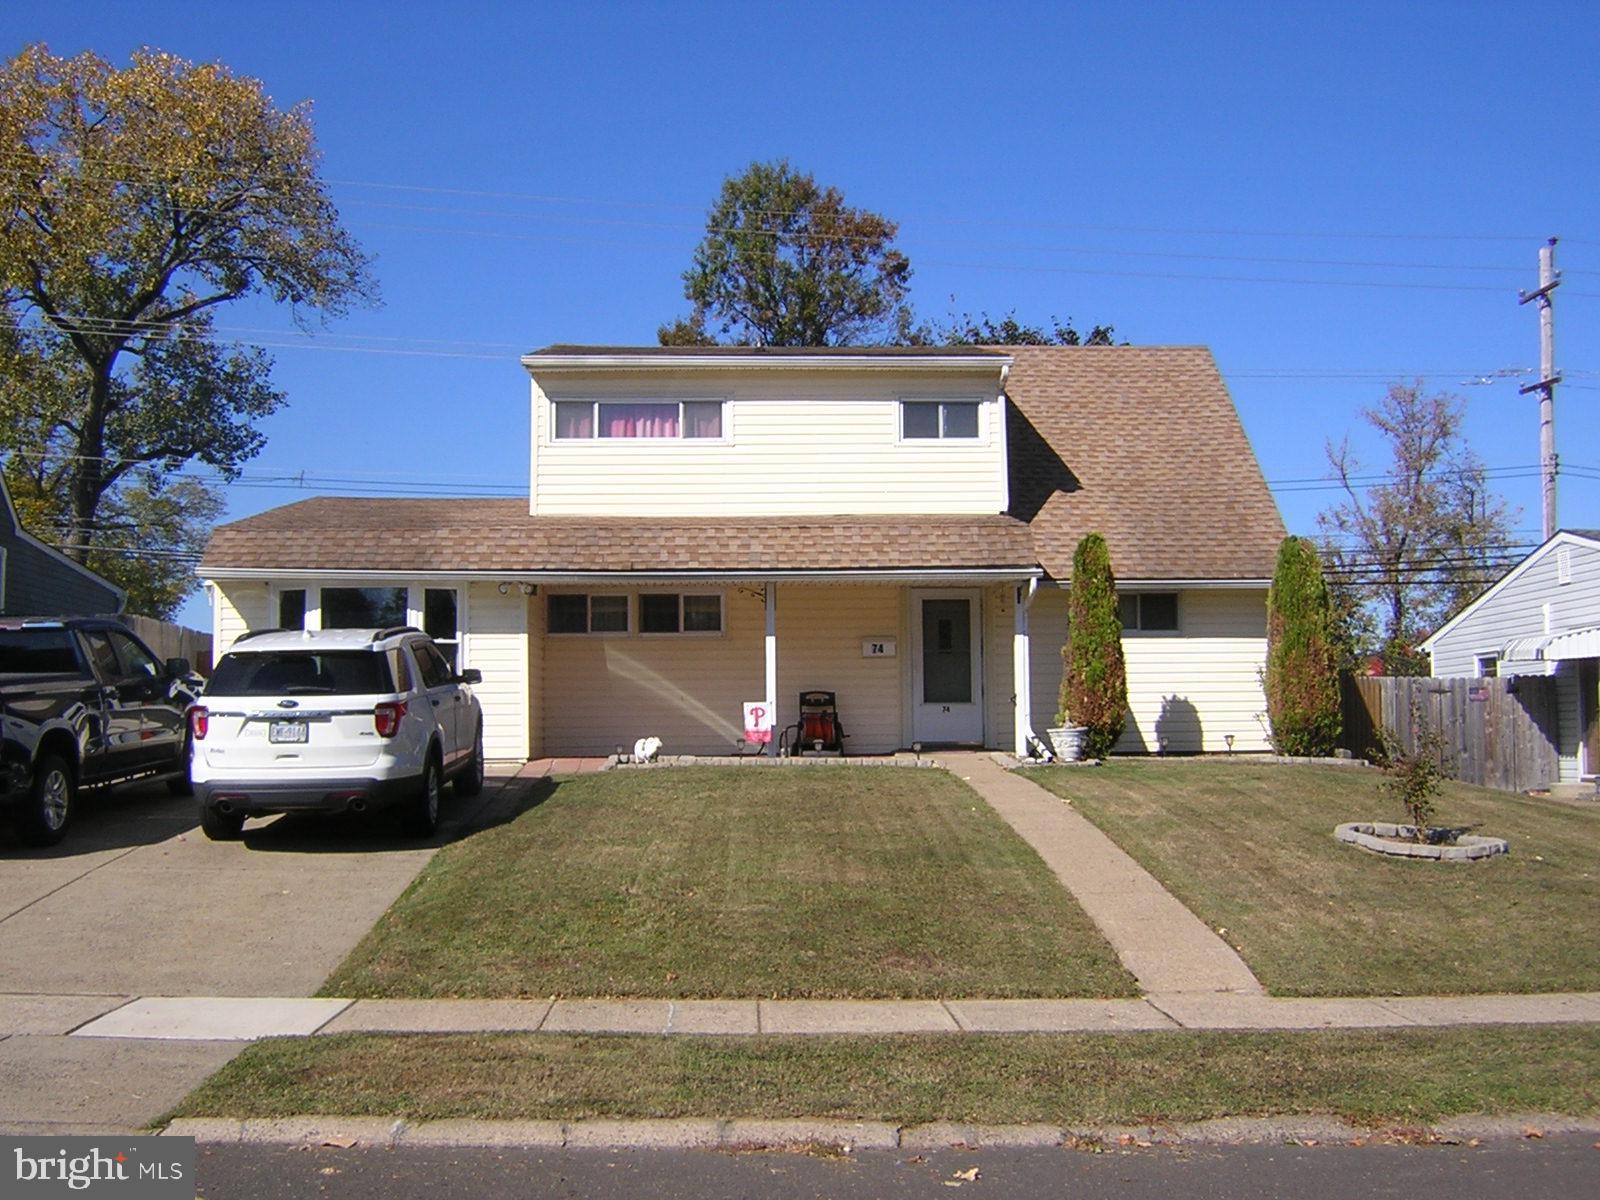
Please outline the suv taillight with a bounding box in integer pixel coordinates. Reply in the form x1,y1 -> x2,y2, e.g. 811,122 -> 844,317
189,706 -> 209,740
374,701 -> 408,738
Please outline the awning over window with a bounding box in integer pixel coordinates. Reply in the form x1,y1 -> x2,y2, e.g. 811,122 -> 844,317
1543,626 -> 1600,661
1500,626 -> 1600,665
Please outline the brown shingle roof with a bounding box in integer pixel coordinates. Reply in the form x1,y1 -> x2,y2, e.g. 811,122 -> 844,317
202,346 -> 1284,581
1004,346 -> 1284,580
201,501 -> 1036,573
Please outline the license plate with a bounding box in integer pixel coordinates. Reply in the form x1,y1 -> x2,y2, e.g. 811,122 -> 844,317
269,721 -> 309,744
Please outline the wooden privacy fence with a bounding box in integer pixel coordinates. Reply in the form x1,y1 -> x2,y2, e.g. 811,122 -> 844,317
1339,673 -> 1559,794
116,613 -> 213,675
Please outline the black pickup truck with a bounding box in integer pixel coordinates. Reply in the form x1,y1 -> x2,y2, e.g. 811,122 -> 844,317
1,617 -> 200,846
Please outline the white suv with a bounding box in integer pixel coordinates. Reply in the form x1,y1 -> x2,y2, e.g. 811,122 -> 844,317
190,626 -> 485,841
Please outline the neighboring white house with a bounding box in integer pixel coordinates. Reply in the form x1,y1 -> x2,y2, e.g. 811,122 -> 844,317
1420,529 -> 1600,783
199,345 -> 1287,761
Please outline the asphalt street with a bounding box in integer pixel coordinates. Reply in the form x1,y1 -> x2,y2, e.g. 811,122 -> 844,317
193,1136 -> 1600,1199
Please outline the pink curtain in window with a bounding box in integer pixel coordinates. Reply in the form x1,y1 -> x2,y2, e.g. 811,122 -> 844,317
555,405 -> 593,439
602,404 -> 678,438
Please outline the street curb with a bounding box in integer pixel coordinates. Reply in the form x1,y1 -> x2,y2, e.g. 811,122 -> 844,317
157,1112 -> 1600,1151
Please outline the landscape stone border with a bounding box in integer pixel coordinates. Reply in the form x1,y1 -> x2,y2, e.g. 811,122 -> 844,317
1335,822 -> 1509,861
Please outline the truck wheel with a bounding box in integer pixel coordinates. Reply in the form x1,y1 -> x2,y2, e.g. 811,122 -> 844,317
402,755 -> 441,837
199,803 -> 245,841
454,725 -> 485,798
16,753 -> 76,847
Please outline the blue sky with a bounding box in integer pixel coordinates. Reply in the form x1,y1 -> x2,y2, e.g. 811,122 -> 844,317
4,1 -> 1598,629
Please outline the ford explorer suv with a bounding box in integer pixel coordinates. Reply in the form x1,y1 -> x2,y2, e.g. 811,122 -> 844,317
1,617 -> 198,846
191,626 -> 484,840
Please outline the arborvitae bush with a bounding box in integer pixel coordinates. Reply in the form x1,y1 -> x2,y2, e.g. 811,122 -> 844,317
1264,536 -> 1343,756
1058,533 -> 1127,759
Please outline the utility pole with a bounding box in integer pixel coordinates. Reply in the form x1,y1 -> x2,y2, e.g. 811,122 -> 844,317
1518,237 -> 1562,541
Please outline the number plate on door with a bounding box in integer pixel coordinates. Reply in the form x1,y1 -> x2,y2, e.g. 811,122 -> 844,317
269,721 -> 309,744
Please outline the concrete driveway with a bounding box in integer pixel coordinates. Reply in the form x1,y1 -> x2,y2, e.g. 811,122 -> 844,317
0,768 -> 528,1132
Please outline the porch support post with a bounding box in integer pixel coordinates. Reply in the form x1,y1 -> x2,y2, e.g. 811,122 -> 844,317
1013,579 -> 1034,757
765,581 -> 778,756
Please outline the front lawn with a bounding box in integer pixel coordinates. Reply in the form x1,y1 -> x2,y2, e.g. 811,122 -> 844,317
172,1026 -> 1600,1126
1022,762 -> 1600,996
322,768 -> 1135,999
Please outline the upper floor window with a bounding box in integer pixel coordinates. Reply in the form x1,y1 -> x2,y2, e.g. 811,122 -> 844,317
553,400 -> 723,440
901,400 -> 980,440
1119,592 -> 1179,632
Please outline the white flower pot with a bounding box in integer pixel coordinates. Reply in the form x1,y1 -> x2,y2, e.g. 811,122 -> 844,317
1047,725 -> 1087,762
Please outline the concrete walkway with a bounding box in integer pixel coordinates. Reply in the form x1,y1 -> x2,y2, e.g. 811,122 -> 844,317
941,752 -> 1264,998
45,990 -> 1600,1042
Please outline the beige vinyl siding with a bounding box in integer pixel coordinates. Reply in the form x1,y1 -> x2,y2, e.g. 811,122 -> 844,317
982,582 -> 1016,750
1028,586 -> 1270,754
777,584 -> 904,754
529,369 -> 1007,516
212,581 -> 268,655
464,583 -> 530,761
541,588 -> 764,756
536,584 -> 908,757
526,592 -> 544,760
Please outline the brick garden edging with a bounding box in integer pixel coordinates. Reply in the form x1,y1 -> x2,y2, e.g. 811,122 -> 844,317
1335,821 -> 1510,862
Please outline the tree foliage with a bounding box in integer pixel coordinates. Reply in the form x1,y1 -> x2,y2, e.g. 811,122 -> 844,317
1317,383 -> 1513,675
914,310 -> 1116,347
0,44 -> 374,588
1264,536 -> 1342,756
1059,533 -> 1127,758
660,159 -> 911,346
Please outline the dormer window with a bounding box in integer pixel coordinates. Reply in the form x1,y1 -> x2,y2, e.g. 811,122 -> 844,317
554,400 -> 723,440
901,400 -> 980,440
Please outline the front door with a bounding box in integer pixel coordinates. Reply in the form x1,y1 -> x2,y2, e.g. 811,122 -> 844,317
911,590 -> 983,744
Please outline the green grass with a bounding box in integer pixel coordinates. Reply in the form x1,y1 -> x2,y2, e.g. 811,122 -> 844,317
321,767 -> 1135,999
172,1027 -> 1600,1127
1022,761 -> 1600,996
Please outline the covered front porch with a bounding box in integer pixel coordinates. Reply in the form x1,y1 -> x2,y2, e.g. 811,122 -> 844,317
529,573 -> 1044,760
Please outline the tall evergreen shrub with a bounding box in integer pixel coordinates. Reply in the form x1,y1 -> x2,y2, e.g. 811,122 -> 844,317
1058,533 -> 1128,759
1264,536 -> 1343,756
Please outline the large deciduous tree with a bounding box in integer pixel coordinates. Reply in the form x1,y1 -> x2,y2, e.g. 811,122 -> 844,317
0,44 -> 374,599
1264,536 -> 1342,756
660,160 -> 910,347
1317,383 -> 1514,674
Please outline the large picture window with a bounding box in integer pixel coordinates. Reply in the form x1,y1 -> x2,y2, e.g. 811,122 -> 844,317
553,400 -> 723,440
322,587 -> 408,629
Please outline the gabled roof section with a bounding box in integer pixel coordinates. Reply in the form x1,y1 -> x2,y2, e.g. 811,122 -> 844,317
1418,529 -> 1600,651
1003,346 -> 1284,580
0,470 -> 127,607
201,499 -> 1038,575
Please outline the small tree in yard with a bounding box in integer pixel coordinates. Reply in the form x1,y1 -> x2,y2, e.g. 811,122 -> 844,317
1375,704 -> 1449,841
1264,536 -> 1343,756
1058,533 -> 1127,759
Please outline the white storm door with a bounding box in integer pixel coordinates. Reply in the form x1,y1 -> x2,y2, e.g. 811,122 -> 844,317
911,590 -> 983,744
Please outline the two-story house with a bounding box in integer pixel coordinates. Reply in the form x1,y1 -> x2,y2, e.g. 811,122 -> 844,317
199,344 -> 1286,761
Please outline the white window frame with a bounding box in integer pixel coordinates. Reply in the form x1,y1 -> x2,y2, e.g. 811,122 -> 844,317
1119,591 -> 1182,636
266,581 -> 470,668
548,397 -> 729,444
637,591 -> 726,638
896,397 -> 985,444
546,591 -> 632,636
1475,653 -> 1500,678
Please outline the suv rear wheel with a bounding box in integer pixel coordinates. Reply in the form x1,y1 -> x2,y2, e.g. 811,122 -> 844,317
403,754 -> 441,837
